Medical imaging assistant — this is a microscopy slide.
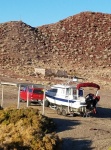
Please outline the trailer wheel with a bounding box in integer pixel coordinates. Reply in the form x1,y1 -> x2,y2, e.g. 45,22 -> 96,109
83,112 -> 90,117
62,109 -> 67,116
44,100 -> 50,107
73,113 -> 77,117
57,108 -> 62,115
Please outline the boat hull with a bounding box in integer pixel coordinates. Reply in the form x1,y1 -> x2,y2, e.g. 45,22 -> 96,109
45,95 -> 86,109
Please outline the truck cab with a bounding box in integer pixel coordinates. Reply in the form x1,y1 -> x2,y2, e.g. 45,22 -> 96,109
20,87 -> 44,104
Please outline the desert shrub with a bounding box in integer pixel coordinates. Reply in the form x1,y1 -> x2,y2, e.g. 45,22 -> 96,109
0,108 -> 62,150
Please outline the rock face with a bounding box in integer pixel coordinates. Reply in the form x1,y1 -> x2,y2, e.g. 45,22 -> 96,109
0,11 -> 111,86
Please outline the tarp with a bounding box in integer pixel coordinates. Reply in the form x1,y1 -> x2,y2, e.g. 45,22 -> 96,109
77,82 -> 100,90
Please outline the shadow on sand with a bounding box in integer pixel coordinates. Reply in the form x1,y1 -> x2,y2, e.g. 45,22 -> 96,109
51,107 -> 111,150
53,117 -> 80,133
52,118 -> 93,150
61,138 -> 93,150
91,106 -> 111,118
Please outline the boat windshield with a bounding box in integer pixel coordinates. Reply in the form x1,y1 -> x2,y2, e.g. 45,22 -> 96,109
49,88 -> 57,93
73,88 -> 77,95
66,88 -> 71,95
73,88 -> 83,97
78,89 -> 83,97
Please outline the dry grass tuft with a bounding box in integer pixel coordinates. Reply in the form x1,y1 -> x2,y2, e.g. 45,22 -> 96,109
0,108 -> 62,150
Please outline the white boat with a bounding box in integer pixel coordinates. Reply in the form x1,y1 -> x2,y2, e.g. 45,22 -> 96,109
45,82 -> 100,117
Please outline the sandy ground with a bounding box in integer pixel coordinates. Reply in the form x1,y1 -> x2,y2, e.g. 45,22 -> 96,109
0,83 -> 111,150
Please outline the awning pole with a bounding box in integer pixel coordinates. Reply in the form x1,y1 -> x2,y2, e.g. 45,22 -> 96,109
42,87 -> 45,115
1,85 -> 4,107
17,84 -> 21,109
27,86 -> 29,107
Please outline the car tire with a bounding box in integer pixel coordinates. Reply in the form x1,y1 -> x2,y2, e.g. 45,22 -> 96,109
44,100 -> 50,107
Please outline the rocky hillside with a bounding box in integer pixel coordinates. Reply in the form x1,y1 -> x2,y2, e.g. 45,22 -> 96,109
0,11 -> 111,87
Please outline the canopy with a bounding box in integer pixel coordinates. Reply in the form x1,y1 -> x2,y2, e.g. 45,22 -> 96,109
0,82 -> 45,115
77,82 -> 100,90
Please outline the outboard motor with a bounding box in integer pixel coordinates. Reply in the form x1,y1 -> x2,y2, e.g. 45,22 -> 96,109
85,93 -> 100,113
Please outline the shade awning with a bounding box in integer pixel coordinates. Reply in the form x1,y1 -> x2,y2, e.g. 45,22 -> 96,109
77,82 -> 100,90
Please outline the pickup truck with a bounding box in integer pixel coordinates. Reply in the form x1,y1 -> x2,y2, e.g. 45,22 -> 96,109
20,87 -> 44,105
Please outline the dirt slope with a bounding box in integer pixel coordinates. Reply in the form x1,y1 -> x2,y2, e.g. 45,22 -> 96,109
0,11 -> 111,88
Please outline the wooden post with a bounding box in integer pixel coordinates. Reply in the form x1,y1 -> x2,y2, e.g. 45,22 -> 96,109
27,86 -> 29,107
1,85 -> 4,107
17,84 -> 21,109
42,87 -> 45,115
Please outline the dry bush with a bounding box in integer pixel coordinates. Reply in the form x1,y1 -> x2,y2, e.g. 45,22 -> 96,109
0,108 -> 62,150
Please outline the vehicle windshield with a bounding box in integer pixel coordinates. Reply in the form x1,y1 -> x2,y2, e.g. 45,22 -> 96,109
28,89 -> 33,93
33,89 -> 43,94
